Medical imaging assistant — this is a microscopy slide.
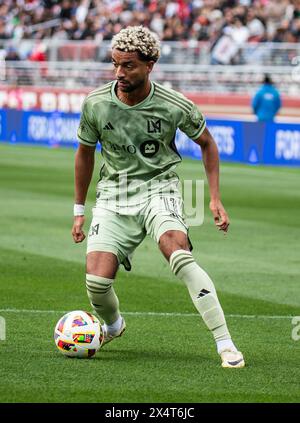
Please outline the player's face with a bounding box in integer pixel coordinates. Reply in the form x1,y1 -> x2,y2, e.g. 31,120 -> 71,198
112,49 -> 154,93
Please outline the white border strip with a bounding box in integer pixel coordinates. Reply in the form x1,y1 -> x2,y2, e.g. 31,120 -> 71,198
0,308 -> 294,319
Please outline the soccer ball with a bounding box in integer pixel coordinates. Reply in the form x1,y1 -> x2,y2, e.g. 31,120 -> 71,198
54,310 -> 104,358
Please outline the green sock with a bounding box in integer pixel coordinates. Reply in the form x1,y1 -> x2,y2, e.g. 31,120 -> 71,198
86,274 -> 120,325
170,250 -> 231,342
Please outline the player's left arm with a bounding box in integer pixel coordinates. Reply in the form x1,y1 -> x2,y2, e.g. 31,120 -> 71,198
193,127 -> 230,233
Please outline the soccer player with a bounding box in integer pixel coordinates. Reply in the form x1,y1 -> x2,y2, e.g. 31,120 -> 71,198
72,26 -> 245,368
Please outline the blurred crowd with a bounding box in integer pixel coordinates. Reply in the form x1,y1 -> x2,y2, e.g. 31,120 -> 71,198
0,0 -> 300,42
0,0 -> 299,63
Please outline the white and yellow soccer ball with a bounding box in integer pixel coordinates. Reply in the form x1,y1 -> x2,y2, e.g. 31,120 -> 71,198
54,310 -> 104,358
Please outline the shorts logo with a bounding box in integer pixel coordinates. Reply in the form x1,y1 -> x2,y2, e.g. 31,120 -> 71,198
89,224 -> 99,236
140,140 -> 159,157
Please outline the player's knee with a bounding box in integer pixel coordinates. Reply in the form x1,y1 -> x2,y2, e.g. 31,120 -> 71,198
160,230 -> 188,248
86,251 -> 119,279
159,230 -> 189,259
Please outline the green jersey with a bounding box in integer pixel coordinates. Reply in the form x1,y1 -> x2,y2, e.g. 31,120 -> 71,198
77,80 -> 206,212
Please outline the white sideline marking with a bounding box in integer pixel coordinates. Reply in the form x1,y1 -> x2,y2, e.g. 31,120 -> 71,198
0,308 -> 294,319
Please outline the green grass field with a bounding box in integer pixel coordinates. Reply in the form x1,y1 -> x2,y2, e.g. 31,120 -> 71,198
0,143 -> 299,403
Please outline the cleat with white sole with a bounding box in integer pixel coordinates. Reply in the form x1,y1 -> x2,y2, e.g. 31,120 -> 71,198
102,317 -> 126,346
220,350 -> 245,368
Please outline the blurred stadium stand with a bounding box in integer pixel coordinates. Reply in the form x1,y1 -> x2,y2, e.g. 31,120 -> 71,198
1,0 -> 300,43
1,40 -> 300,118
0,1 -> 300,118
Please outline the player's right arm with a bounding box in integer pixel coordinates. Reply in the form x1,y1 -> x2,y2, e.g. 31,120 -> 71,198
72,144 -> 96,243
72,98 -> 99,243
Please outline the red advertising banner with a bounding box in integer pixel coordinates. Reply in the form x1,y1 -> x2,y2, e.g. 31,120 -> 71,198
0,86 -> 90,113
0,85 -> 299,118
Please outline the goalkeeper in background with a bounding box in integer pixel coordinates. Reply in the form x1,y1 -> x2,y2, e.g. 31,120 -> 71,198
72,26 -> 245,368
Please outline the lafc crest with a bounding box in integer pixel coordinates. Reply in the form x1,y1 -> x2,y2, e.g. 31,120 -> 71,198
147,118 -> 161,133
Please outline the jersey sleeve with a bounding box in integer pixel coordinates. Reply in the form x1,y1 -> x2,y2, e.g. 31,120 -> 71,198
178,103 -> 206,141
77,99 -> 100,146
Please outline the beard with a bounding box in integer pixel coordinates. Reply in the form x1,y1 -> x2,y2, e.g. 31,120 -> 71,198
117,77 -> 145,93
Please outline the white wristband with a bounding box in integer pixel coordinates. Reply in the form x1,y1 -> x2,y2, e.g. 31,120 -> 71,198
73,204 -> 85,216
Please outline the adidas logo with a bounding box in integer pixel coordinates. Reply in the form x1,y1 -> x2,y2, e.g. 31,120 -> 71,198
103,122 -> 114,130
197,289 -> 210,298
